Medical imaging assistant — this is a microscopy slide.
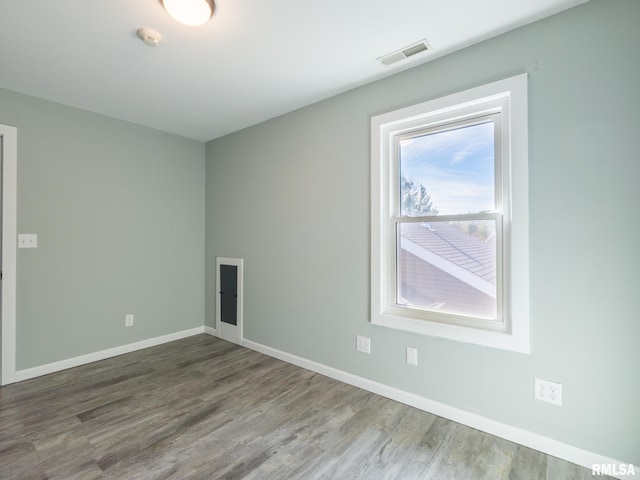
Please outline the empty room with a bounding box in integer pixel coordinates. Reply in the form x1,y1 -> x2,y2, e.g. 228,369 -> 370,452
0,0 -> 638,478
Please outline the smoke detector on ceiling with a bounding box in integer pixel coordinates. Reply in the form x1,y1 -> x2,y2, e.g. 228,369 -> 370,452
137,28 -> 162,47
378,39 -> 432,66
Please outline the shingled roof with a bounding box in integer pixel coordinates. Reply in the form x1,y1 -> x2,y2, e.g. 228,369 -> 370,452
400,221 -> 496,290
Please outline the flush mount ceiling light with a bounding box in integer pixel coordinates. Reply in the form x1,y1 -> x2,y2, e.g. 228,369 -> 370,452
162,0 -> 215,26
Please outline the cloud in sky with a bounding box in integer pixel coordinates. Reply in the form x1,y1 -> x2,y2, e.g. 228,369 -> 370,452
400,121 -> 495,215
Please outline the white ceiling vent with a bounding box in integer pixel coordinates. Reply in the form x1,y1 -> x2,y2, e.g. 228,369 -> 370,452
378,39 -> 431,66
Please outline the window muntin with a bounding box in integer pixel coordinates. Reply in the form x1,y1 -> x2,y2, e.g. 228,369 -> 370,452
370,74 -> 529,353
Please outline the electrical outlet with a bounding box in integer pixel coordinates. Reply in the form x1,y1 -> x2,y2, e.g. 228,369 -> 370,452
125,314 -> 134,327
535,378 -> 562,406
406,347 -> 418,366
18,234 -> 38,248
356,335 -> 371,354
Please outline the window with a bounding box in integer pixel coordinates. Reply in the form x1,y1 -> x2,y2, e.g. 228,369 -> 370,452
371,74 -> 529,353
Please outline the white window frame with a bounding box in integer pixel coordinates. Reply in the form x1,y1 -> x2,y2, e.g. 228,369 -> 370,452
371,74 -> 530,353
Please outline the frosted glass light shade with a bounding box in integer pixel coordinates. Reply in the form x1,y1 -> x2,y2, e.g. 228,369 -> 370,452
162,0 -> 214,26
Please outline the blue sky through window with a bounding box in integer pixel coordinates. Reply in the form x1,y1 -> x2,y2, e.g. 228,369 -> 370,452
400,121 -> 495,215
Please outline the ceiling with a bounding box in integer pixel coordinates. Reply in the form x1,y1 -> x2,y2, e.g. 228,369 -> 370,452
0,0 -> 588,142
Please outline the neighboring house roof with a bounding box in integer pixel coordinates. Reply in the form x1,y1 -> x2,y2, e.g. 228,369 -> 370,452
400,222 -> 496,297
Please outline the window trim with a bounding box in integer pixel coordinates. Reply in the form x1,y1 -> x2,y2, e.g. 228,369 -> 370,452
371,74 -> 530,353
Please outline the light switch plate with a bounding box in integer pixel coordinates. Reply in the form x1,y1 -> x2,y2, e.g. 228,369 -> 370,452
406,347 -> 418,365
18,234 -> 38,248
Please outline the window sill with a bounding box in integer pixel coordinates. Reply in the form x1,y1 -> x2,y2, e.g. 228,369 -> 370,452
372,311 -> 530,353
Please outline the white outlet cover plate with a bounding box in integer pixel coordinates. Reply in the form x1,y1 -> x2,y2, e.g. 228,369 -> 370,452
535,378 -> 562,406
356,335 -> 371,354
18,234 -> 38,248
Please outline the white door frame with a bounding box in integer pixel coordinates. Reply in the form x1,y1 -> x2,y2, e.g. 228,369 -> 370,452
1,124 -> 17,386
215,257 -> 243,345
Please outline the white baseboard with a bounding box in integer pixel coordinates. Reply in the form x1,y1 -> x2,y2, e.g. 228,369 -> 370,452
15,327 -> 205,382
204,325 -> 217,336
240,337 -> 637,479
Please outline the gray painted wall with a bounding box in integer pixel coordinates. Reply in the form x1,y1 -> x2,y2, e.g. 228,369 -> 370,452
206,0 -> 639,465
0,88 -> 205,370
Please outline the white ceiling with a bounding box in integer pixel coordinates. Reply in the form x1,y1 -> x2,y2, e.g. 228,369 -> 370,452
0,0 -> 588,142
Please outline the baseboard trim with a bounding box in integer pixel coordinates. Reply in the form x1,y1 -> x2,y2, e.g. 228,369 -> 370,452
240,338 -> 635,479
204,325 -> 217,336
15,327 -> 205,382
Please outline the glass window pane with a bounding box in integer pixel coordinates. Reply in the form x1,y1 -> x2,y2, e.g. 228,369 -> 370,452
399,121 -> 495,216
397,220 -> 497,319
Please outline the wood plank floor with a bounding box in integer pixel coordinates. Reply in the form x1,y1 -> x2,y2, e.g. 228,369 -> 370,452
0,335 -> 605,479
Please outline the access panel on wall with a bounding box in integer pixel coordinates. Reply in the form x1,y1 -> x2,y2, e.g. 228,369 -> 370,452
219,264 -> 238,326
216,257 -> 243,345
